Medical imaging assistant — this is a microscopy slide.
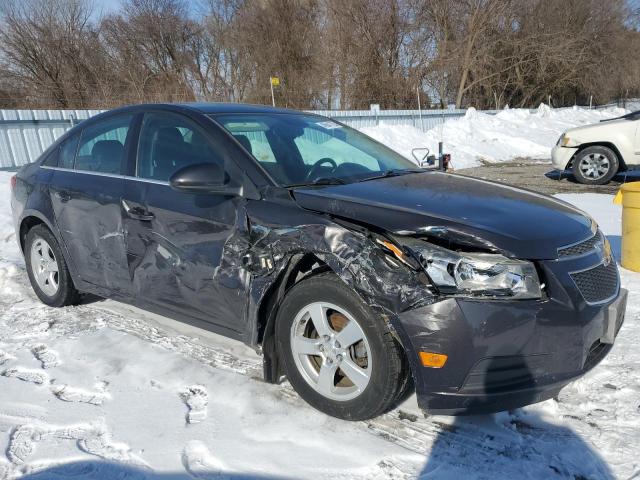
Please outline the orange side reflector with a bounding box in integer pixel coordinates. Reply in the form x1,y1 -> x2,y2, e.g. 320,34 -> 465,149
419,351 -> 448,368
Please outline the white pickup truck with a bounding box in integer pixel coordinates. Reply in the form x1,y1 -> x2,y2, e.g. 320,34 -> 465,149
552,110 -> 640,184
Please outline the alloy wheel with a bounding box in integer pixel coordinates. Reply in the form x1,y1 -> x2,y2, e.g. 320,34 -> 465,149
289,302 -> 372,401
578,152 -> 610,180
30,237 -> 59,297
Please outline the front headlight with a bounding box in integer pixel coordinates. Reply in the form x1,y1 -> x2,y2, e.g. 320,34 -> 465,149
393,239 -> 542,299
557,134 -> 577,147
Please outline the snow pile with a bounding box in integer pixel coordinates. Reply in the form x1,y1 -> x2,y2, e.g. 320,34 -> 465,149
0,170 -> 639,479
360,104 -> 629,169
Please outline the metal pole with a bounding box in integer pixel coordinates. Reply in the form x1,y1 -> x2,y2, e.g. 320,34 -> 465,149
416,86 -> 423,132
589,95 -> 593,109
270,78 -> 275,107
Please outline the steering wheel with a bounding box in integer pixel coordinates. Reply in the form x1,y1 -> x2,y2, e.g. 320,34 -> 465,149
306,157 -> 337,181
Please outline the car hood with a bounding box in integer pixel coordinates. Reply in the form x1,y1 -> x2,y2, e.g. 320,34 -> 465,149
565,117 -> 635,136
292,172 -> 594,259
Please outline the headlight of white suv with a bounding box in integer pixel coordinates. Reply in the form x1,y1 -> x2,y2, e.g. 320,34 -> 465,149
557,134 -> 577,147
388,239 -> 542,299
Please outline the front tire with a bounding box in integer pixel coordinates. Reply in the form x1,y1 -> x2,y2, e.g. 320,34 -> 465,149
276,272 -> 410,420
572,146 -> 619,185
25,224 -> 80,307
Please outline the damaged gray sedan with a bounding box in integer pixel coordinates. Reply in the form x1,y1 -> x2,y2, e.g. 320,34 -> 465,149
11,103 -> 627,420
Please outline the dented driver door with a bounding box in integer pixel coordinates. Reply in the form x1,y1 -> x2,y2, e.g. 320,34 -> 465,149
121,179 -> 250,337
121,110 -> 252,338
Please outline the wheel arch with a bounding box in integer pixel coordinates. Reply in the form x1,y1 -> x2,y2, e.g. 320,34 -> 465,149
19,211 -> 56,254
19,210 -> 82,289
568,142 -> 627,171
257,248 -> 417,386
258,252 -> 331,383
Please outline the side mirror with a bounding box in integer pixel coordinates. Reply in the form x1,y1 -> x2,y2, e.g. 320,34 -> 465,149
169,162 -> 240,196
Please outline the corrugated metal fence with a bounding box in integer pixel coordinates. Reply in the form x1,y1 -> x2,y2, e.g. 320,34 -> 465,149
0,107 -> 489,168
0,109 -> 105,168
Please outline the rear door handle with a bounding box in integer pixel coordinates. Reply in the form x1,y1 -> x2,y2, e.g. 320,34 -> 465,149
122,199 -> 155,221
56,190 -> 71,203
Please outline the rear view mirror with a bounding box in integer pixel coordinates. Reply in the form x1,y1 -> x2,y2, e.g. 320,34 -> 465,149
169,162 -> 240,196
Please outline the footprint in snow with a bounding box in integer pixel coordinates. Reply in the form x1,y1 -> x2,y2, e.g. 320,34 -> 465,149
179,385 -> 208,425
2,367 -> 49,385
7,422 -> 148,468
182,440 -> 228,479
31,344 -> 61,369
0,350 -> 14,366
51,382 -> 110,406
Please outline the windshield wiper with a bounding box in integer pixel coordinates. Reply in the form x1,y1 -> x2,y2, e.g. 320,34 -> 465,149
286,177 -> 348,188
356,168 -> 424,183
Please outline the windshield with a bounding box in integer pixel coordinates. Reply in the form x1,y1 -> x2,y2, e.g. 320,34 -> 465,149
212,113 -> 418,186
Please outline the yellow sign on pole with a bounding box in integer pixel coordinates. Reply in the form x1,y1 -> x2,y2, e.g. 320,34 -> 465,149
270,77 -> 279,107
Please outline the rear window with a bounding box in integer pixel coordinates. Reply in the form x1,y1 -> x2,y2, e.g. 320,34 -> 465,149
75,115 -> 133,174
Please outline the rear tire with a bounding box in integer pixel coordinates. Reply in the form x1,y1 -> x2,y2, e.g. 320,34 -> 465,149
572,146 -> 619,185
25,224 -> 80,307
276,272 -> 410,420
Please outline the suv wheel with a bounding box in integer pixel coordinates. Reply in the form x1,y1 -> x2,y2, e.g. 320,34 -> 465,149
276,272 -> 411,420
572,146 -> 619,185
25,224 -> 80,307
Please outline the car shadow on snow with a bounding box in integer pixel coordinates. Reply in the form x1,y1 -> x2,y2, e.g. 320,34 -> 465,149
418,360 -> 615,479
19,461 -> 281,479
545,168 -> 640,185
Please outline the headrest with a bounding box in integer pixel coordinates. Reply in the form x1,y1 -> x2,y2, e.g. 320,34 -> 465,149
155,127 -> 184,144
91,140 -> 124,159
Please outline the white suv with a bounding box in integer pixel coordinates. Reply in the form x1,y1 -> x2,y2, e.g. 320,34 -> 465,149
551,110 -> 640,184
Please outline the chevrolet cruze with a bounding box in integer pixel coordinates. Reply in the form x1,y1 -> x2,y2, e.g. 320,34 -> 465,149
10,103 -> 627,420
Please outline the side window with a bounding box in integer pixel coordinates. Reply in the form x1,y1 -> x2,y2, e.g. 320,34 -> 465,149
75,115 -> 133,174
137,112 -> 224,182
58,133 -> 80,169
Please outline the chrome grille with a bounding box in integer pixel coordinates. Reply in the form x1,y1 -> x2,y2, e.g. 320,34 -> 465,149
570,261 -> 619,304
558,231 -> 603,258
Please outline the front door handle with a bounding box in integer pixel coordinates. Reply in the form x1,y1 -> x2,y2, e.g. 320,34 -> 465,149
122,199 -> 155,221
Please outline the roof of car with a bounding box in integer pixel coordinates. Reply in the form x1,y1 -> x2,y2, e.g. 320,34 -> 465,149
176,102 -> 308,115
70,102 -> 322,134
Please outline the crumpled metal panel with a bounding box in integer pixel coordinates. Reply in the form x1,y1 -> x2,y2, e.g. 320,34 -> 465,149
229,198 -> 436,348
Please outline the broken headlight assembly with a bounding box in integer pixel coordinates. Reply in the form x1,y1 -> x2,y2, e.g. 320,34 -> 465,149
379,237 -> 542,299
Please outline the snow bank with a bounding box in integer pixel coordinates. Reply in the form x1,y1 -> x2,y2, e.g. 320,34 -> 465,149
360,104 -> 628,169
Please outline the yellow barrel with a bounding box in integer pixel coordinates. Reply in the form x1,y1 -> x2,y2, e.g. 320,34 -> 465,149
614,182 -> 640,272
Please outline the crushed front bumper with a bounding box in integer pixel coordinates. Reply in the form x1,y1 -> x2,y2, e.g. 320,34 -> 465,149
396,281 -> 627,415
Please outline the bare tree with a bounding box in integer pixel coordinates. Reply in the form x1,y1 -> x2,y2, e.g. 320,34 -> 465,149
0,0 -> 106,107
0,0 -> 639,109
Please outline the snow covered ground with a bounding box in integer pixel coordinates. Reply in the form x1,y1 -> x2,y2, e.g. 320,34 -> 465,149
360,104 -> 629,169
0,170 -> 639,479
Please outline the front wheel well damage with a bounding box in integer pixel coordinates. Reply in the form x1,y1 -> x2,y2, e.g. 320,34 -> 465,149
259,253 -> 331,383
257,252 -> 415,387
